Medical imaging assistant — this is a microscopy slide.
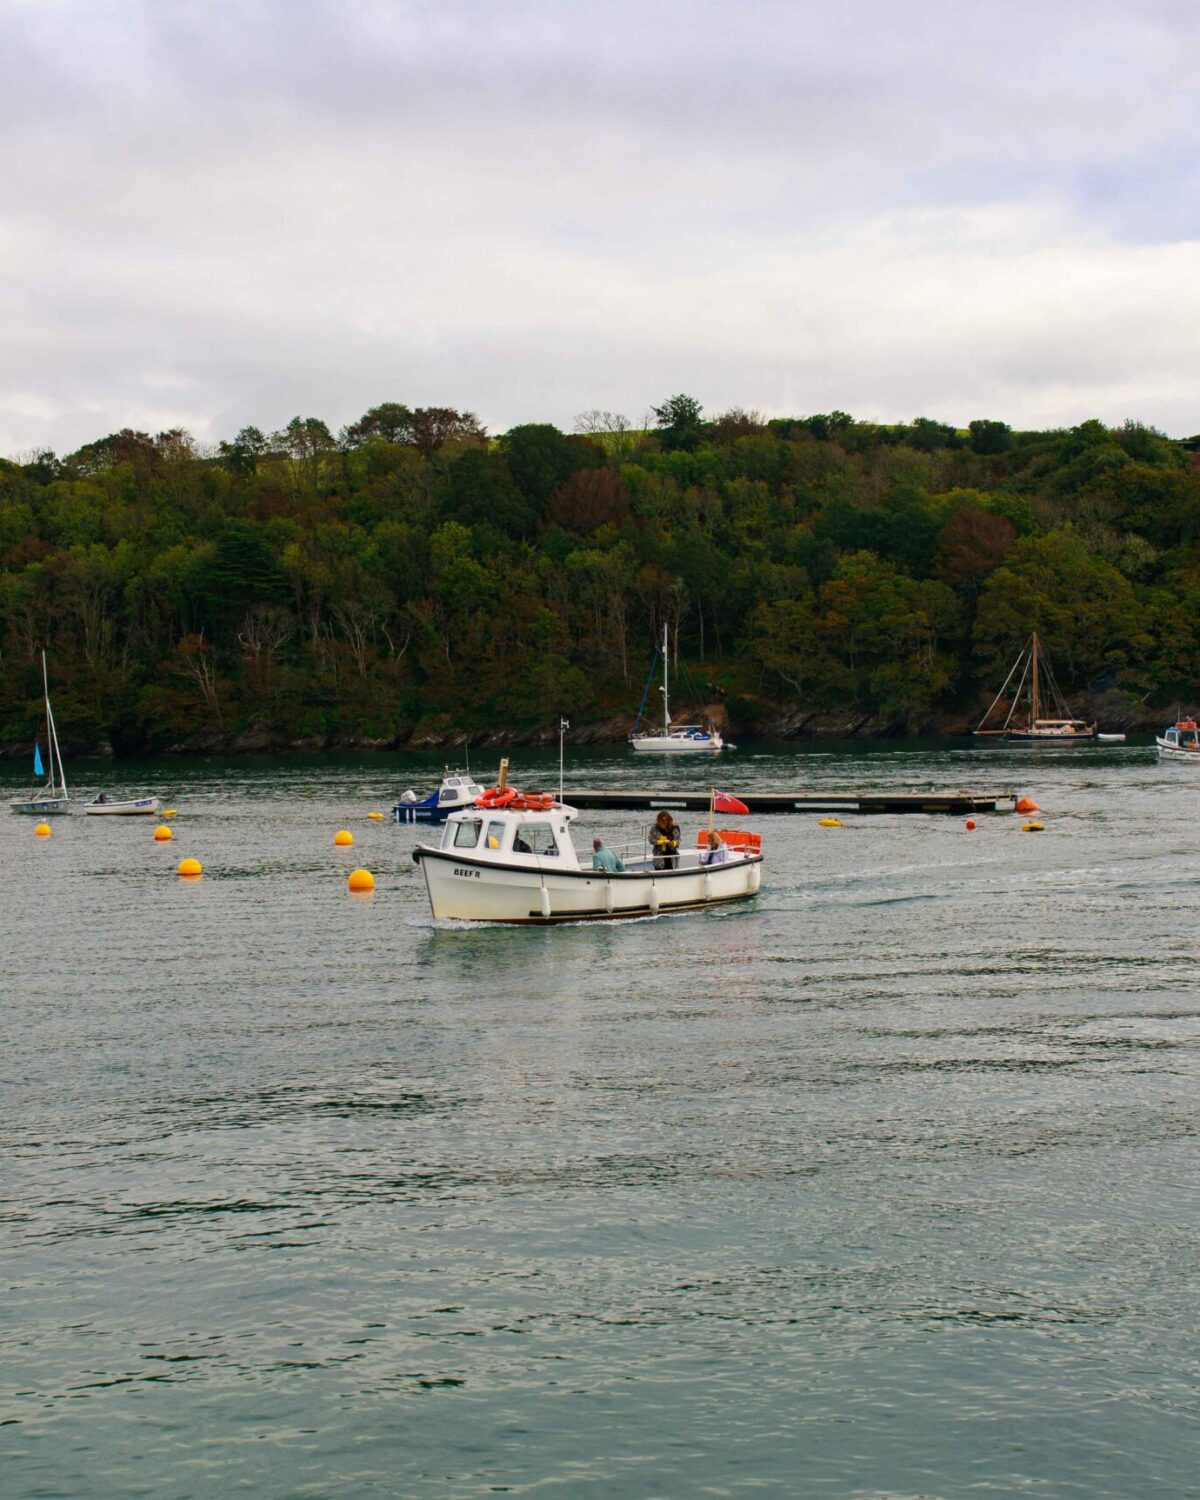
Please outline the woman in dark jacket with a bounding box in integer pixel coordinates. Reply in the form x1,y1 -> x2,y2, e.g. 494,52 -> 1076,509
649,810 -> 681,870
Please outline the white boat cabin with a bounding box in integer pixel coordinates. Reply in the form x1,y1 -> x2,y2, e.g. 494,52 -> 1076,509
438,806 -> 581,867
1159,720 -> 1200,753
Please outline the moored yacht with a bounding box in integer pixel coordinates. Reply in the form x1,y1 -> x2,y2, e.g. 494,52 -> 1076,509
629,624 -> 725,753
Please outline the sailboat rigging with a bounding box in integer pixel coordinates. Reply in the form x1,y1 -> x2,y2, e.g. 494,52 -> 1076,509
974,632 -> 1098,744
629,624 -> 725,754
10,651 -> 71,813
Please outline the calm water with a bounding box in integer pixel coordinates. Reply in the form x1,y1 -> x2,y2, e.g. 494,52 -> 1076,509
3,742 -> 1199,1498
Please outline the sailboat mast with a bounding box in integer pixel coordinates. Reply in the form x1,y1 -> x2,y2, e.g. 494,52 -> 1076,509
42,650 -> 67,799
1031,633 -> 1040,726
662,622 -> 670,732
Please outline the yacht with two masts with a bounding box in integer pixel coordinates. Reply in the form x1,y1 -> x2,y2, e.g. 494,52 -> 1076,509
974,633 -> 1099,744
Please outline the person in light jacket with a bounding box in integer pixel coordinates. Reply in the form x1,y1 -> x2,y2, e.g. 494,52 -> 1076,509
701,830 -> 729,865
592,837 -> 626,873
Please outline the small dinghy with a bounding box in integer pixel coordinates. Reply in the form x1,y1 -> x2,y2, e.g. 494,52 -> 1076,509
412,776 -> 763,925
81,795 -> 161,816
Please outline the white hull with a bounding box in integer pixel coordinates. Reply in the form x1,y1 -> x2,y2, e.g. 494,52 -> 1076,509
82,797 -> 161,816
419,847 -> 761,923
630,735 -> 723,753
10,796 -> 69,815
1156,738 -> 1200,760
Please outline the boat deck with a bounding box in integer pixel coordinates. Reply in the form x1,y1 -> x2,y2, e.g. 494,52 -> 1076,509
560,789 -> 1014,816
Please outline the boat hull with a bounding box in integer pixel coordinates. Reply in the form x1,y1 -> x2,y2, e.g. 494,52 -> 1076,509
1003,730 -> 1098,745
417,847 -> 762,923
82,797 -> 161,816
630,736 -> 724,753
1156,738 -> 1200,759
10,797 -> 69,815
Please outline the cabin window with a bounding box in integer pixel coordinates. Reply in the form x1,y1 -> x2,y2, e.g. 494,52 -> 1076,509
485,820 -> 506,850
452,819 -> 483,849
512,821 -> 559,857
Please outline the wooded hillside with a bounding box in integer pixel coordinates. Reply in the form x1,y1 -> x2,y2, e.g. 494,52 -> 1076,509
1,399 -> 1197,754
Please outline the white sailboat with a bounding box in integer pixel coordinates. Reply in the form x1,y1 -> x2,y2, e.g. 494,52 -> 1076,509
629,624 -> 724,754
10,651 -> 70,815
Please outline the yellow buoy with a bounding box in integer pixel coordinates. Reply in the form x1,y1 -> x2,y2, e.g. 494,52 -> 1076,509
348,867 -> 374,893
1021,820 -> 1045,833
819,817 -> 844,828
162,808 -> 178,818
178,857 -> 203,877
334,829 -> 354,847
34,822 -> 52,837
154,824 -> 173,842
367,811 -> 385,821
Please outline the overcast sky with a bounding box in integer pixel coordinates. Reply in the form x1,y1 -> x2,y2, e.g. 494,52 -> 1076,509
2,0 -> 1198,456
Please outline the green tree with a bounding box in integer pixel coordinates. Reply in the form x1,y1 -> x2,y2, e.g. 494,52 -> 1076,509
652,394 -> 704,452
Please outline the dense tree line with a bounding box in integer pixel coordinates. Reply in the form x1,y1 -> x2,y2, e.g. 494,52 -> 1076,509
0,399 -> 1197,753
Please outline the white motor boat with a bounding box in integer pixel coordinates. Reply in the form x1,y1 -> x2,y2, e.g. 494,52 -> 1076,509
412,790 -> 762,924
1157,719 -> 1200,759
630,624 -> 724,753
10,651 -> 70,815
81,795 -> 162,816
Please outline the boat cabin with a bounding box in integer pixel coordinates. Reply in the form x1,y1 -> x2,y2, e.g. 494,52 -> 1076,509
1162,720 -> 1200,751
438,806 -> 581,867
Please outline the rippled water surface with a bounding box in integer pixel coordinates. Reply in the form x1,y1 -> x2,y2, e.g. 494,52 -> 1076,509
3,741 -> 1199,1497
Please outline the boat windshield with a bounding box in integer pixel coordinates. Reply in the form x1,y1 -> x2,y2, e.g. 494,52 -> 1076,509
511,820 -> 561,857
446,817 -> 483,850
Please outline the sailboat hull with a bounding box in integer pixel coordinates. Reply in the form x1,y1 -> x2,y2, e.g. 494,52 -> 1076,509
1003,729 -> 1098,744
10,796 -> 70,815
630,733 -> 724,753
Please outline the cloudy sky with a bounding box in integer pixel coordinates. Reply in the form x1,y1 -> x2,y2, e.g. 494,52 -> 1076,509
2,0 -> 1198,455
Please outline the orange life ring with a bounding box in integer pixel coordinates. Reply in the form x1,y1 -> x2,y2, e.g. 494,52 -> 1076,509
475,787 -> 517,808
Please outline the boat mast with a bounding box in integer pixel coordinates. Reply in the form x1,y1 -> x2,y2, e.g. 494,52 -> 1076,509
42,650 -> 67,800
661,621 -> 670,733
1031,632 -> 1040,726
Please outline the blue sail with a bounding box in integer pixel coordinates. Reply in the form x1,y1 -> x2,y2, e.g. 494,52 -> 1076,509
33,742 -> 44,778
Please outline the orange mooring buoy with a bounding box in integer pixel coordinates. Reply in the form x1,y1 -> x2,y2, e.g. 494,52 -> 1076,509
965,818 -> 976,831
1015,796 -> 1040,814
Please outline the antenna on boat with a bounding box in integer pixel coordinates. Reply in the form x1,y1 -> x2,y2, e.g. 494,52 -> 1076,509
559,717 -> 569,805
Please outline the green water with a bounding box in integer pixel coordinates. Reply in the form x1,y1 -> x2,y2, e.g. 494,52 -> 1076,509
3,742 -> 1199,1497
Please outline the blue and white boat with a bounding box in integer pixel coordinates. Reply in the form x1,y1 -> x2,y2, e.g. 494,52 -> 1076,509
392,772 -> 485,824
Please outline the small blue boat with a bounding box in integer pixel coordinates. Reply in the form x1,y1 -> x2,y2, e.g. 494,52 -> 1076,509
392,773 -> 485,824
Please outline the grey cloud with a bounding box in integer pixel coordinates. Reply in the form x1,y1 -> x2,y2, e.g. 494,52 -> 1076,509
2,0 -> 1199,454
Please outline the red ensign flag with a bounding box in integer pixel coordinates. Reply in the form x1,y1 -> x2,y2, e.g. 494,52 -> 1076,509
713,789 -> 749,815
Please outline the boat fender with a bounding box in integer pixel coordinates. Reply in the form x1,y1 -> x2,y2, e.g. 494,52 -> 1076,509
649,884 -> 659,915
703,874 -> 712,901
540,885 -> 552,919
604,881 -> 614,913
749,861 -> 761,893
